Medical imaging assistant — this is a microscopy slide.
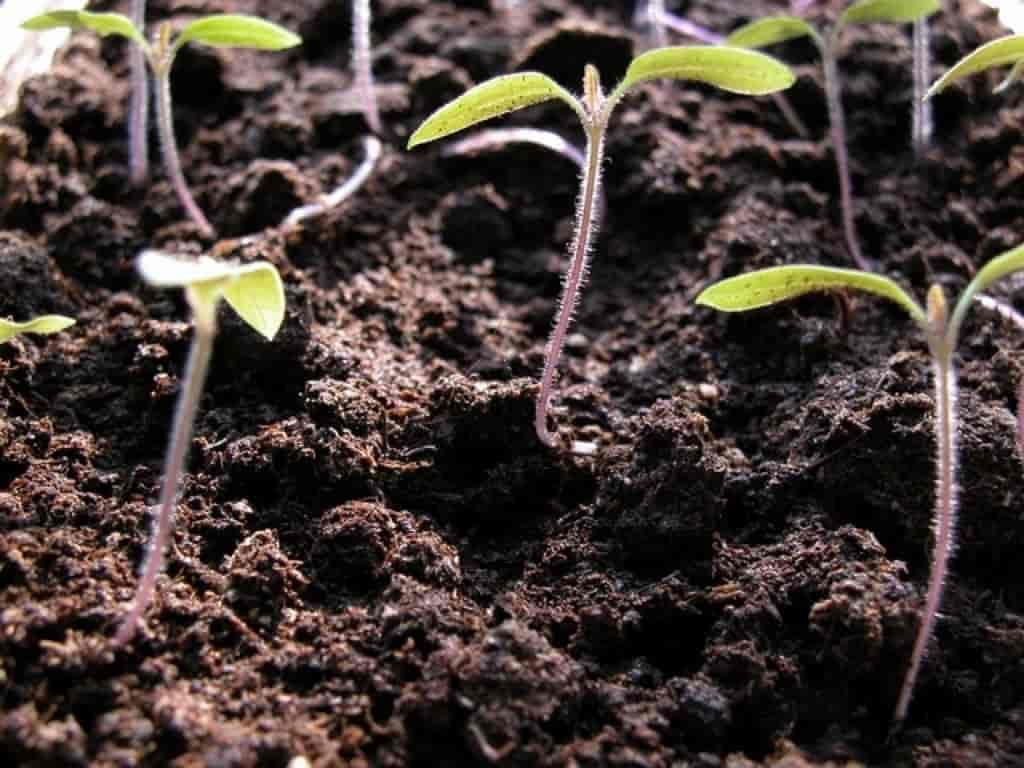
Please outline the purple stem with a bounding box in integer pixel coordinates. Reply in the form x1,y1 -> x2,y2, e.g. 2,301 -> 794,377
128,0 -> 149,186
114,321 -> 215,645
155,67 -> 214,237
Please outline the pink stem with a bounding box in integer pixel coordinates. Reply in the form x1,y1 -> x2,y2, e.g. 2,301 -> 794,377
128,0 -> 149,186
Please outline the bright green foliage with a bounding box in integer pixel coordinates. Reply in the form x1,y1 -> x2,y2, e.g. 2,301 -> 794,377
21,10 -> 146,47
696,264 -> 926,324
725,17 -> 819,49
839,0 -> 941,28
926,34 -> 1024,97
175,14 -> 302,51
137,251 -> 285,340
407,73 -> 577,148
0,315 -> 76,344
618,45 -> 796,94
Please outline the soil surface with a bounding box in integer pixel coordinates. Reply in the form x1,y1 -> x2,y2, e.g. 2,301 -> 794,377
3,0 -> 1024,765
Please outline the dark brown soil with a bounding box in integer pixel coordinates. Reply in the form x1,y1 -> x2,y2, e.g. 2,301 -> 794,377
3,0 -> 1024,765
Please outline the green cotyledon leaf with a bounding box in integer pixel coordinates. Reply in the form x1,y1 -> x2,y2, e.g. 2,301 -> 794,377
20,10 -> 146,47
950,241 -> 1024,337
221,262 -> 286,341
839,0 -> 941,28
725,16 -> 820,50
926,35 -> 1024,98
696,265 -> 926,325
175,14 -> 301,51
407,72 -> 578,148
0,315 -> 75,344
619,45 -> 796,95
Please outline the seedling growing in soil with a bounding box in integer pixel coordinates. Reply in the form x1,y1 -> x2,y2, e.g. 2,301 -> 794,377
129,0 -> 148,186
21,11 -> 301,238
725,0 -> 941,270
0,315 -> 75,343
696,241 -> 1024,727
115,251 -> 285,645
408,46 -> 796,448
926,33 -> 1024,97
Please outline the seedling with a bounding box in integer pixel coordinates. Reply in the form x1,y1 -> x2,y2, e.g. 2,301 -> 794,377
926,32 -> 1024,97
913,17 -> 933,157
408,46 -> 796,448
0,315 -> 75,343
21,11 -> 302,238
696,241 -> 1024,727
128,0 -> 148,186
114,250 -> 285,645
725,0 -> 941,270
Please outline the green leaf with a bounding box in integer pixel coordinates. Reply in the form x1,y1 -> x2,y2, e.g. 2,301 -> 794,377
221,263 -> 286,341
696,265 -> 926,324
725,16 -> 820,50
0,315 -> 75,344
176,14 -> 301,50
407,72 -> 577,148
926,35 -> 1024,98
619,46 -> 796,96
839,0 -> 941,27
20,10 -> 146,47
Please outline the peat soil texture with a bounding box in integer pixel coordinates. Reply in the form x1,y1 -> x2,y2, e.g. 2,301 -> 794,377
2,0 -> 1024,765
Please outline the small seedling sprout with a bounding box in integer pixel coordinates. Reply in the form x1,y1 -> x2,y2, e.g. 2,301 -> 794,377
696,241 -> 1024,728
409,46 -> 795,448
21,11 -> 302,237
725,0 -> 941,270
128,0 -> 149,186
0,315 -> 75,343
114,250 -> 285,645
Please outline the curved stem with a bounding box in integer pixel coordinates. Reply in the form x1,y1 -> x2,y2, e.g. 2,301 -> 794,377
155,69 -> 214,237
535,125 -> 604,446
128,0 -> 149,187
893,349 -> 958,725
114,321 -> 216,645
822,50 -> 867,271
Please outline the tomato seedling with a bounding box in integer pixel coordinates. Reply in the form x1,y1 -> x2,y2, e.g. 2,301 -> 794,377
114,250 -> 285,645
725,0 -> 941,269
409,46 -> 796,448
696,242 -> 1024,728
21,11 -> 301,238
0,315 -> 75,343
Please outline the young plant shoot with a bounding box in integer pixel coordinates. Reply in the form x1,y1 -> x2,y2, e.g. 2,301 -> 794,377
695,242 -> 1024,728
21,11 -> 302,237
408,46 -> 795,449
114,251 -> 285,645
0,315 -> 75,343
725,0 -> 941,269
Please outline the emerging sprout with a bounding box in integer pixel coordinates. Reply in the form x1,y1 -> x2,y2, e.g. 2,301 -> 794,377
696,241 -> 1024,728
114,250 -> 285,645
0,315 -> 75,343
409,46 -> 796,449
21,11 -> 302,237
926,33 -> 1024,97
726,0 -> 941,269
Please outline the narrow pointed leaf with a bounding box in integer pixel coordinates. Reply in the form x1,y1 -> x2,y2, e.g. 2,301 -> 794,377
176,14 -> 301,50
620,46 -> 796,95
696,265 -> 926,324
221,263 -> 286,340
926,35 -> 1024,97
0,315 -> 76,344
408,73 -> 577,148
21,10 -> 145,47
725,16 -> 819,50
839,0 -> 941,27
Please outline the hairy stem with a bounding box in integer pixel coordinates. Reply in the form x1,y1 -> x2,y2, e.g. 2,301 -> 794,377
535,126 -> 604,446
822,51 -> 867,270
912,18 -> 933,158
893,351 -> 958,725
155,69 -> 214,237
114,320 -> 215,645
352,0 -> 380,134
128,0 -> 149,186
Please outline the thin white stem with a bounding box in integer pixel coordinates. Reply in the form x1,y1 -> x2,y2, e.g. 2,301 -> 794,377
893,351 -> 958,725
128,0 -> 149,186
912,18 -> 933,159
155,68 -> 214,237
822,50 -> 867,270
282,135 -> 382,227
534,125 -> 604,446
352,0 -> 380,134
114,320 -> 216,645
